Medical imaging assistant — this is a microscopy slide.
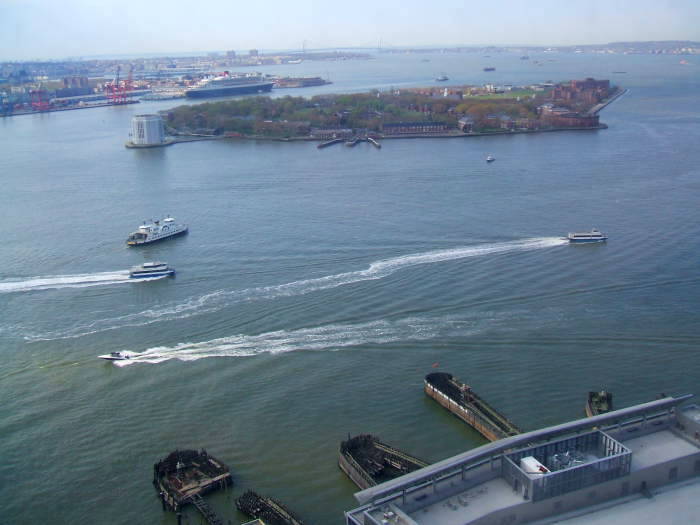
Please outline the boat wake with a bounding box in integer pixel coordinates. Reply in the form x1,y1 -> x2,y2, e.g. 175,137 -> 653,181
113,315 -> 484,366
28,237 -> 566,340
0,271 -> 135,294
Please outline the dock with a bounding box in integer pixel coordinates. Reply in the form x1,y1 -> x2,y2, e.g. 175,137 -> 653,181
339,434 -> 429,490
316,138 -> 344,148
424,372 -> 521,442
366,137 -> 381,149
153,449 -> 231,522
236,490 -> 305,525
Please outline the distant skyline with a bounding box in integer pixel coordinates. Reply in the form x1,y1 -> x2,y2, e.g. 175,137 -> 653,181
2,0 -> 700,61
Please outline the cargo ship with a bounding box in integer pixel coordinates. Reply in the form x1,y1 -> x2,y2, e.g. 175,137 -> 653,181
185,73 -> 274,98
424,372 -> 521,442
586,390 -> 613,417
338,434 -> 429,490
236,490 -> 305,525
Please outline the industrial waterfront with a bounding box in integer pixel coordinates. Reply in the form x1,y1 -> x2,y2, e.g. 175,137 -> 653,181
1,51 -> 699,524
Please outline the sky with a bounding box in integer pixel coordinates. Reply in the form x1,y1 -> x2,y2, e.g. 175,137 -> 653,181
1,0 -> 699,61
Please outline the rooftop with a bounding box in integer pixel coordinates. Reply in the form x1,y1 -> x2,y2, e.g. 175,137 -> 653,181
346,397 -> 700,525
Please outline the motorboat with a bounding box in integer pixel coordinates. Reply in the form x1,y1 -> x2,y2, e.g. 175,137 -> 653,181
486,155 -> 495,162
129,261 -> 175,279
567,229 -> 608,243
98,351 -> 131,361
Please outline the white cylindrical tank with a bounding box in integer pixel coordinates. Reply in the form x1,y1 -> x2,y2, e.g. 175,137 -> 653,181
130,114 -> 165,145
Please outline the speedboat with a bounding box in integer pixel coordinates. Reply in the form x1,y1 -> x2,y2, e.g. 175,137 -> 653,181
98,351 -> 131,361
129,261 -> 175,279
435,74 -> 448,82
486,155 -> 495,162
567,229 -> 608,243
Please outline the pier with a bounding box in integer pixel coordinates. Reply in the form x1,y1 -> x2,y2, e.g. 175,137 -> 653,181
317,138 -> 344,148
153,449 -> 231,522
425,372 -> 521,442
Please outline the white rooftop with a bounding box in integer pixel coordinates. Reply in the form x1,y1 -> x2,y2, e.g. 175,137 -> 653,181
626,429 -> 699,471
532,477 -> 700,525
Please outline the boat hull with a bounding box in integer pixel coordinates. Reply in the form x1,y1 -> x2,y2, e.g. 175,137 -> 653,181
129,270 -> 175,279
568,237 -> 607,244
185,82 -> 274,99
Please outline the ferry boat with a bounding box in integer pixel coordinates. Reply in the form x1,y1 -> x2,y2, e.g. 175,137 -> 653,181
98,351 -> 131,361
567,229 -> 608,243
126,216 -> 188,246
184,72 -> 274,99
128,261 -> 175,279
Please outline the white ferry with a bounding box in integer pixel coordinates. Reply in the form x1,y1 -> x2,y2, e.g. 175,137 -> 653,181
126,216 -> 188,246
129,261 -> 175,279
567,229 -> 608,243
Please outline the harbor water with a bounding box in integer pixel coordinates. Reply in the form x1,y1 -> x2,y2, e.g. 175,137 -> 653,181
1,52 -> 699,524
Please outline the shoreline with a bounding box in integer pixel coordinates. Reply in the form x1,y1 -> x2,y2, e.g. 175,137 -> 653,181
2,100 -> 139,118
160,124 -> 609,147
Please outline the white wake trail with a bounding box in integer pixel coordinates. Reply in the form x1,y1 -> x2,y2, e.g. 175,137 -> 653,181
0,271 -> 133,293
28,237 -> 566,340
114,316 -> 475,366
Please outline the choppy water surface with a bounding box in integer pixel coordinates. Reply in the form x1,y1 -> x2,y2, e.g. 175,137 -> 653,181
1,52 -> 699,524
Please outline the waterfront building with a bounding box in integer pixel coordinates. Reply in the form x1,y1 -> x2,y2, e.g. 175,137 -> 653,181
345,396 -> 700,524
382,122 -> 450,135
310,128 -> 354,140
129,114 -> 165,146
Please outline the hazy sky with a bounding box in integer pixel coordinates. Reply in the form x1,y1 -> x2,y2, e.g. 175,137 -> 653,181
2,0 -> 699,60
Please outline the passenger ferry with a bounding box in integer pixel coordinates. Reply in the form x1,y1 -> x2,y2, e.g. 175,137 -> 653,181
129,261 -> 175,279
126,216 -> 188,246
567,229 -> 608,243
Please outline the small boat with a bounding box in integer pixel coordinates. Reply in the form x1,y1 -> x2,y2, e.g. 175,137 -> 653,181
586,390 -> 613,417
483,67 -> 495,72
486,155 -> 495,162
567,229 -> 608,243
126,216 -> 188,246
435,74 -> 449,82
129,261 -> 175,279
98,351 -> 131,361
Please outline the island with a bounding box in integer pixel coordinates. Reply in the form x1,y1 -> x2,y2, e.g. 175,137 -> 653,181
161,78 -> 622,143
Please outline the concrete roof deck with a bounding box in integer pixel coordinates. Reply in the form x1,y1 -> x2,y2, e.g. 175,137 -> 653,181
531,477 -> 700,525
624,429 -> 699,471
408,478 -> 522,525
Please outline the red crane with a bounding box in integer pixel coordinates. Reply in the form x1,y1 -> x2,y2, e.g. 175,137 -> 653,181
30,88 -> 51,111
105,65 -> 134,104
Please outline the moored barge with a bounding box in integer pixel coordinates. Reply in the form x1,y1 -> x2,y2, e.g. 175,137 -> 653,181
339,434 -> 429,490
424,372 -> 521,442
236,490 -> 305,525
586,390 -> 613,417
